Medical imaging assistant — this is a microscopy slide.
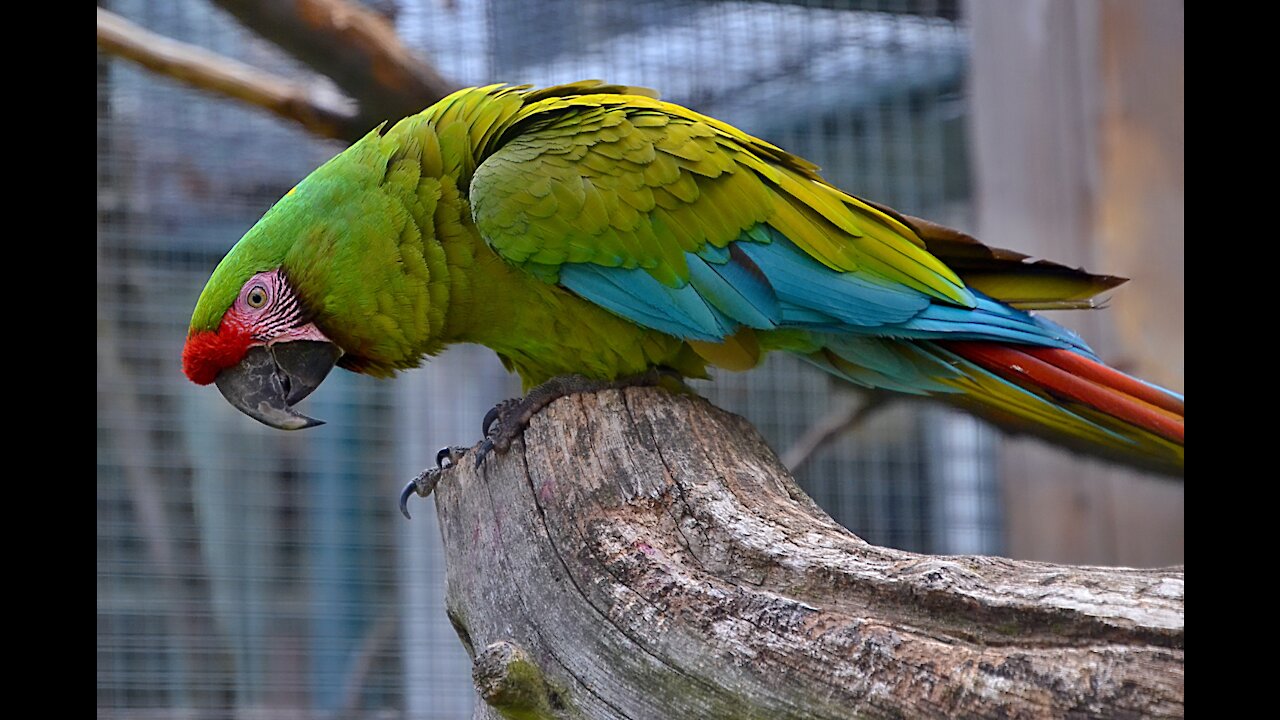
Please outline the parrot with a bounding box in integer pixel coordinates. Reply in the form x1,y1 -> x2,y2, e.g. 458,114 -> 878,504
182,80 -> 1184,504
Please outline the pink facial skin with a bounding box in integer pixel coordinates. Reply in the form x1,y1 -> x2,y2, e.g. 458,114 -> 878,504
183,269 -> 332,385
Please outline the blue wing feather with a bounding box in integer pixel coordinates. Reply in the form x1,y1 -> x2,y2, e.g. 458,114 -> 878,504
686,256 -> 780,329
559,263 -> 734,341
556,222 -> 1098,359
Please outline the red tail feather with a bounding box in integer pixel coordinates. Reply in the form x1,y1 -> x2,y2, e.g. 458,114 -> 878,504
941,342 -> 1184,445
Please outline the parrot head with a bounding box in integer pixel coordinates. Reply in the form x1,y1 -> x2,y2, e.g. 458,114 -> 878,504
182,130 -> 409,429
182,266 -> 342,429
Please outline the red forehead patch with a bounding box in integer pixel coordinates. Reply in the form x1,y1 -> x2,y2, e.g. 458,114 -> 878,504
182,321 -> 254,385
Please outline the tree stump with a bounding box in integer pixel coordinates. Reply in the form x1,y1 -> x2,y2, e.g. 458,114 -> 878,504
431,387 -> 1183,719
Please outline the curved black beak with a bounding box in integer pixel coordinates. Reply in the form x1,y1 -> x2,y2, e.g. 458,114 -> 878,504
214,341 -> 342,430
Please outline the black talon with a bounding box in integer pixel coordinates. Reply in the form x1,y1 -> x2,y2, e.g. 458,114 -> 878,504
399,479 -> 419,520
482,404 -> 503,437
475,437 -> 495,468
400,465 -> 449,520
435,446 -> 467,469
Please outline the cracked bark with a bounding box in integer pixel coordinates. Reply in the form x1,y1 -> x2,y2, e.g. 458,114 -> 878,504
431,387 -> 1183,720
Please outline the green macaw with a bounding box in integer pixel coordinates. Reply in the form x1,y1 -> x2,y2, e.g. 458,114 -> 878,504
183,81 -> 1184,483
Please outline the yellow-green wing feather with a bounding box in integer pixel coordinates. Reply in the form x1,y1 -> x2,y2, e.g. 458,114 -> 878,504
470,90 -> 975,307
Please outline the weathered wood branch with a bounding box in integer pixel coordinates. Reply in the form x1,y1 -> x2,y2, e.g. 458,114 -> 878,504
432,387 -> 1183,719
96,7 -> 365,141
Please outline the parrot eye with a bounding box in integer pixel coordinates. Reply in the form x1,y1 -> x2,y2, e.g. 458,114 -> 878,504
246,286 -> 268,308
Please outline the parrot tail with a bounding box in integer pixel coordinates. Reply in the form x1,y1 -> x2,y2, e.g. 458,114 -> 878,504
934,341 -> 1183,475
806,337 -> 1184,477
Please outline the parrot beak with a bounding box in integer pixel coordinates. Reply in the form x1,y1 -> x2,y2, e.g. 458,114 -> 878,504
214,341 -> 342,430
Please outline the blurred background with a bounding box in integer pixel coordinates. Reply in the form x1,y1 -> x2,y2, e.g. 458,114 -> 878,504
97,1 -> 1183,717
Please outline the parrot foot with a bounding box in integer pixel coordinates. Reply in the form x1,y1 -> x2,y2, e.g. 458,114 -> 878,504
473,368 -> 685,467
399,445 -> 467,520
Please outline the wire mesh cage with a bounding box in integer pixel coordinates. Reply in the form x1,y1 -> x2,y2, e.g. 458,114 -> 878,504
97,1 -> 996,717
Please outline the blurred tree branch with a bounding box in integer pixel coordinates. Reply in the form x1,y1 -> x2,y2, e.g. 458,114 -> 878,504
210,0 -> 456,125
97,0 -> 460,143
97,7 -> 364,140
781,390 -> 891,472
